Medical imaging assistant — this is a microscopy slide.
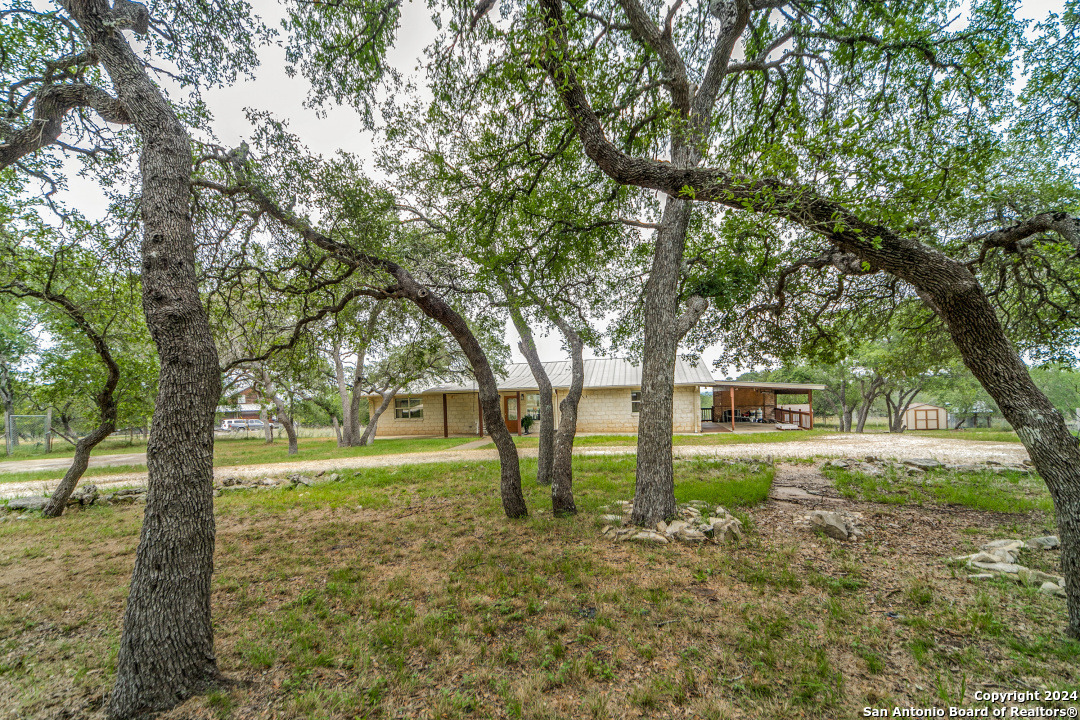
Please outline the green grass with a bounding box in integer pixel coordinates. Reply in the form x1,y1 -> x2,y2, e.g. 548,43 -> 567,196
0,436 -> 475,484
907,428 -> 1021,443
822,463 -> 1053,513
1,452 -> 1076,720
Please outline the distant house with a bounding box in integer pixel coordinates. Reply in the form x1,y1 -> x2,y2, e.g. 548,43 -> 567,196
904,403 -> 947,430
368,359 -> 826,437
216,386 -> 265,421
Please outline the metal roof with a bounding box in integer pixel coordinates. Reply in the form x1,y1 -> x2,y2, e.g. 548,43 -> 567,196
710,380 -> 827,391
399,357 -> 716,395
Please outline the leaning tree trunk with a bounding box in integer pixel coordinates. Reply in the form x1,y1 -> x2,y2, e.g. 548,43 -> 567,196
358,389 -> 397,446
260,407 -> 272,443
912,267 -> 1080,637
549,315 -> 584,516
233,167 -> 528,518
64,5 -> 226,718
331,341 -> 354,447
260,368 -> 297,455
509,305 -> 555,486
632,197 -> 693,526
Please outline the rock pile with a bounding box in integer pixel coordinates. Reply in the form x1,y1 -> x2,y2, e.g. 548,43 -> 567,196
952,537 -> 1065,597
600,500 -> 744,545
1,484 -> 143,514
824,457 -> 1034,477
794,509 -> 865,541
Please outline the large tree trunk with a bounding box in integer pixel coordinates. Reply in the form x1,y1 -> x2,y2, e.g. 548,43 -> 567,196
885,386 -> 921,433
331,340 -> 354,447
906,267 -> 1080,637
358,389 -> 396,446
57,5 -> 226,717
232,166 -> 527,518
632,197 -> 693,526
509,305 -> 555,485
260,407 -> 272,443
549,315 -> 584,516
260,368 -> 297,455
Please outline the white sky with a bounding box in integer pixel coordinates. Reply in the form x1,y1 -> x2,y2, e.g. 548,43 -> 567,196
49,0 -> 1066,376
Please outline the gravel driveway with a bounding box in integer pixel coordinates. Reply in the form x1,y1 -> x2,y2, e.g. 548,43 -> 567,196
0,433 -> 1030,500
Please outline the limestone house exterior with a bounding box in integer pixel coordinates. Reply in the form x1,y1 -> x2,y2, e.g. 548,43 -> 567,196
368,359 -> 826,437
368,358 -> 713,437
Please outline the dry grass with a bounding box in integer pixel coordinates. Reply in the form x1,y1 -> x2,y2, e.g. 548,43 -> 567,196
0,456 -> 1076,720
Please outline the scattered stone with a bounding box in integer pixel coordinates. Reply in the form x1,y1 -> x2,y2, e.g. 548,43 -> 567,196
1018,568 -> 1064,588
983,539 -> 1024,552
1026,536 -> 1060,550
329,473 -> 342,482
712,506 -> 733,520
966,574 -> 997,582
676,527 -> 708,543
809,510 -> 853,541
711,518 -> 743,543
289,473 -> 313,487
904,458 -> 943,471
969,561 -> 1023,574
666,520 -> 690,535
630,530 -> 668,544
600,514 -> 624,526
5,496 -> 48,512
1039,582 -> 1067,598
316,470 -> 326,477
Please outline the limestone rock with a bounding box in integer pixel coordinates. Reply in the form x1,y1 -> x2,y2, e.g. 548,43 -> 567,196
711,518 -> 743,543
600,514 -> 624,526
1026,536 -> 1060,550
904,458 -> 943,471
630,530 -> 668,544
983,539 -> 1024,552
969,561 -> 1023,574
676,527 -> 708,543
5,496 -> 48,512
1018,568 -> 1064,587
966,574 -> 997,582
1039,581 -> 1067,598
809,510 -> 851,541
330,473 -> 342,482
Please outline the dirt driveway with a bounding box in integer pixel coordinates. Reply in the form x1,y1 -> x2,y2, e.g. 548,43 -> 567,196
0,433 -> 1029,500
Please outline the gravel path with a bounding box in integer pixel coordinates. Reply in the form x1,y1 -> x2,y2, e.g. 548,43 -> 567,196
0,433 -> 1030,500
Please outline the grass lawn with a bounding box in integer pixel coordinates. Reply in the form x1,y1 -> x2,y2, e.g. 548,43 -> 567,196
0,455 -> 1074,719
0,437 -> 476,485
822,463 -> 1054,514
907,428 -> 1022,443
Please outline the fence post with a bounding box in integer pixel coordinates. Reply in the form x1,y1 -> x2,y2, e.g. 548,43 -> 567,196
3,412 -> 8,456
44,409 -> 52,453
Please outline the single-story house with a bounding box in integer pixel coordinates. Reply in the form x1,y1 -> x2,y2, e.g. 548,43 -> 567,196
369,359 -> 826,437
904,403 -> 947,430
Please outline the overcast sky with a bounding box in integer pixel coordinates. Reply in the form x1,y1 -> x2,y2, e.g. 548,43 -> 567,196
55,0 -> 1065,376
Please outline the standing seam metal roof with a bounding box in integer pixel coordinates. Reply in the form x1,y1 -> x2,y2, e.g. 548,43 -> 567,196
414,357 -> 715,394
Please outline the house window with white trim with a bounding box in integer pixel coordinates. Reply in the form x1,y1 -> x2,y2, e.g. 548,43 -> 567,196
631,391 -> 641,414
394,397 -> 424,419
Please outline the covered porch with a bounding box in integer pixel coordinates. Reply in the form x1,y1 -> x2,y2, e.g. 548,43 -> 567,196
703,381 -> 827,432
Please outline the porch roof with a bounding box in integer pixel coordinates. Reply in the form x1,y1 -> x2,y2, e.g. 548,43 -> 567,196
710,381 -> 827,393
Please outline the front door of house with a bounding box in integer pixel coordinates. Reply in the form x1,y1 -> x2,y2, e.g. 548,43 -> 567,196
503,396 -> 519,433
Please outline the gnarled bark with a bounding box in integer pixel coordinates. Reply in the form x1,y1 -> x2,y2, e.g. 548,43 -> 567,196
549,314 -> 584,516
508,304 -> 555,486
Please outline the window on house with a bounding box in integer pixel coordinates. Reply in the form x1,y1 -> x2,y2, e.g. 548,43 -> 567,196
394,397 -> 424,419
631,391 -> 641,414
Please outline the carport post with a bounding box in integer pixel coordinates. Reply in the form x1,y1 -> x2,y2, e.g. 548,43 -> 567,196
443,393 -> 448,438
477,393 -> 483,437
730,386 -> 735,432
808,390 -> 814,429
